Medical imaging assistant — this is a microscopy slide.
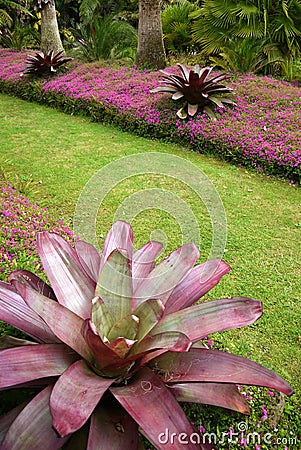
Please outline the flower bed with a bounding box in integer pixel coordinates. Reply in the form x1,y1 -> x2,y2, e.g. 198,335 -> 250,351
0,48 -> 300,183
0,177 -> 76,281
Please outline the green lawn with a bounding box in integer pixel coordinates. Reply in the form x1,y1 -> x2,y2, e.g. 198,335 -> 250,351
1,93 -> 300,442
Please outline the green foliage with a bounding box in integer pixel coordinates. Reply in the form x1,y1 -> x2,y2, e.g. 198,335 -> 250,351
71,14 -> 137,62
210,37 -> 283,74
0,8 -> 12,29
161,0 -> 200,54
78,0 -> 138,24
191,0 -> 301,72
0,24 -> 40,51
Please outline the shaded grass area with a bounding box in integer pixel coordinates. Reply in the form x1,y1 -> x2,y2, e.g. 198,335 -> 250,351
1,94 -> 301,444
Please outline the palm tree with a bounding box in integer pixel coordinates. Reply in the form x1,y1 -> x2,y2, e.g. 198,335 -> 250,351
191,0 -> 301,63
136,0 -> 166,69
33,0 -> 64,53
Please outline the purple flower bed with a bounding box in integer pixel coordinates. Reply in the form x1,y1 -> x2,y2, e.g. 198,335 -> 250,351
0,177 -> 77,280
0,48 -> 300,182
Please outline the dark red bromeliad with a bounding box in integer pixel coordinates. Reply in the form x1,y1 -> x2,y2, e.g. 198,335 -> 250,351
151,63 -> 235,120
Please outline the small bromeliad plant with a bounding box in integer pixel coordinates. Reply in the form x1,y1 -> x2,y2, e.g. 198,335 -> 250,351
22,50 -> 72,76
151,63 -> 235,120
0,221 -> 293,449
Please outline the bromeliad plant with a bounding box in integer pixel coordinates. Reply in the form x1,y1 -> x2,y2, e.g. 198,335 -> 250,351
151,63 -> 235,120
22,50 -> 72,76
0,221 -> 293,449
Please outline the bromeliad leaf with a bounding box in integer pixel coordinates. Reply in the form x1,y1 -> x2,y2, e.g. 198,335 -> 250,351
95,250 -> 132,324
151,297 -> 262,341
132,241 -> 163,292
15,281 -> 92,361
168,382 -> 250,414
91,296 -> 114,340
1,385 -> 69,450
164,259 -> 231,314
111,367 -> 198,450
152,349 -> 294,395
132,243 -> 199,309
133,298 -> 165,341
50,360 -> 116,437
0,344 -> 78,389
0,281 -> 59,344
129,331 -> 191,356
37,231 -> 95,319
107,314 -> 139,342
87,402 -> 139,450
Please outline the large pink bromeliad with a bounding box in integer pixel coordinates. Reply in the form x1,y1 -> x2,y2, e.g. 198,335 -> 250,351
0,221 -> 293,449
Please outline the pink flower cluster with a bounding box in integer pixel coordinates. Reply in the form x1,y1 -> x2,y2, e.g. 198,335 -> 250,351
0,177 -> 77,279
0,49 -> 300,181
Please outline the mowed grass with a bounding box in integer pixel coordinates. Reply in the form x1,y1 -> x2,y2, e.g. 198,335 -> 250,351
1,92 -> 300,399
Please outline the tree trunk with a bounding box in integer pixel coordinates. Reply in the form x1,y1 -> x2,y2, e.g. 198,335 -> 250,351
136,0 -> 166,69
41,0 -> 64,54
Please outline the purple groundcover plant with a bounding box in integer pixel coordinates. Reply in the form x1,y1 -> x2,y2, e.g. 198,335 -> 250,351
0,178 -> 76,279
0,220 -> 293,449
0,49 -> 300,181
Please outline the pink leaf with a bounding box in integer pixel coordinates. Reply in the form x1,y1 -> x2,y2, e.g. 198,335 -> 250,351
37,231 -> 95,319
132,241 -> 163,292
132,243 -> 200,310
50,360 -> 116,437
168,382 -> 250,414
75,240 -> 101,282
0,281 -> 58,343
9,270 -> 56,300
111,367 -> 198,450
0,401 -> 30,445
164,259 -> 231,314
151,297 -> 262,341
1,385 -> 69,450
0,335 -> 38,349
0,343 -> 78,389
16,282 -> 92,361
151,349 -> 294,396
100,221 -> 134,271
87,402 -> 139,450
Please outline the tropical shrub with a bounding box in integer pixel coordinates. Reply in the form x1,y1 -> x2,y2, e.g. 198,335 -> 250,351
190,0 -> 301,75
209,37 -> 282,74
151,63 -> 235,119
22,50 -> 72,75
161,0 -> 200,54
71,14 -> 137,62
0,24 -> 40,51
0,220 -> 293,449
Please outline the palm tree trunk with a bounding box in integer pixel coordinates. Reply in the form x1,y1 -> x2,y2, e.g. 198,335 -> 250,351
136,0 -> 166,69
41,0 -> 64,54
